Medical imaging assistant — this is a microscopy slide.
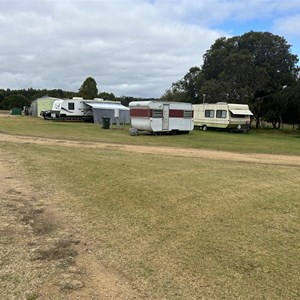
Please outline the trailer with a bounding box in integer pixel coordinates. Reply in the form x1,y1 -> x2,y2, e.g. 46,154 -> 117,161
129,101 -> 194,135
40,97 -> 94,121
193,102 -> 253,132
40,97 -> 130,125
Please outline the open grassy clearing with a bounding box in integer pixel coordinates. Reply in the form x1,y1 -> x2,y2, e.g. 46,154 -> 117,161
0,143 -> 139,299
1,140 -> 299,299
1,115 -> 300,155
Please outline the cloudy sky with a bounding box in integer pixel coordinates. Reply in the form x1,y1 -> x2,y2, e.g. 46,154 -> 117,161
1,0 -> 300,98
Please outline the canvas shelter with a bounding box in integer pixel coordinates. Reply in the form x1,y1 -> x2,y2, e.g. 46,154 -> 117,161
30,96 -> 61,117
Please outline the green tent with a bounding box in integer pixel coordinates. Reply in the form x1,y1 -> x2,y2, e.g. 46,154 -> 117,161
30,96 -> 60,117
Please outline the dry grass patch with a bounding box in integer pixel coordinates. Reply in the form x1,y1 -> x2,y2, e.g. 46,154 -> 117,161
33,239 -> 79,262
3,141 -> 299,299
0,148 -> 90,299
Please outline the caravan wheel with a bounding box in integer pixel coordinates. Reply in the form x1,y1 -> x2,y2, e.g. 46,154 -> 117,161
202,125 -> 207,131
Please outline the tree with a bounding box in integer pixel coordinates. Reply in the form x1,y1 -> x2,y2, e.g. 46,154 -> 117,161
282,79 -> 300,127
78,77 -> 98,99
161,67 -> 204,103
201,31 -> 299,127
200,79 -> 231,103
98,92 -> 116,100
166,31 -> 299,127
0,94 -> 29,110
160,88 -> 188,102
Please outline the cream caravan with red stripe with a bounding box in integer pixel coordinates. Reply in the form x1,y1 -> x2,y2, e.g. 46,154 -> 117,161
129,101 -> 194,134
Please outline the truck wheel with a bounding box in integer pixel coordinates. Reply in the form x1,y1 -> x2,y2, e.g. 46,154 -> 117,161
202,125 -> 207,131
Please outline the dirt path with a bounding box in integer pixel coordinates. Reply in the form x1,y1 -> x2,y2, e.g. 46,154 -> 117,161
0,142 -> 140,299
0,132 -> 300,167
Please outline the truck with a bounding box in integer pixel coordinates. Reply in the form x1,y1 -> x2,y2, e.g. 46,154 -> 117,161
193,102 -> 253,132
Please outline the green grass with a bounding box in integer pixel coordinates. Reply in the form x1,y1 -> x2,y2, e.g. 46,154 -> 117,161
1,115 -> 300,155
2,141 -> 299,299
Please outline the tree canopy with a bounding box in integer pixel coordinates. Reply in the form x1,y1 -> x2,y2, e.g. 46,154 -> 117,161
0,88 -> 77,110
162,31 -> 299,127
78,76 -> 98,99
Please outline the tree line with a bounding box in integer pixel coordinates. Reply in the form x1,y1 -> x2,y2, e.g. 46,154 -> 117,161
161,31 -> 300,128
0,77 -> 151,111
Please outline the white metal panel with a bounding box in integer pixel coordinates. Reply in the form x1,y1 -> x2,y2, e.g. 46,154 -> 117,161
130,118 -> 152,131
129,101 -> 152,108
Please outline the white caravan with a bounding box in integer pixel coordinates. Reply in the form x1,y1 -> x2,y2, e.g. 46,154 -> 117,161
41,97 -> 130,124
41,97 -> 94,121
129,101 -> 194,135
193,102 -> 253,132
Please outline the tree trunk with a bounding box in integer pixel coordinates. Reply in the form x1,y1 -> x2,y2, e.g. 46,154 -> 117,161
272,121 -> 281,129
256,118 -> 260,128
279,115 -> 283,129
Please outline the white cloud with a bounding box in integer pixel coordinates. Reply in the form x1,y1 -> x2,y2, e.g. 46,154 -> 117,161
0,0 -> 299,98
273,14 -> 300,38
0,0 -> 225,97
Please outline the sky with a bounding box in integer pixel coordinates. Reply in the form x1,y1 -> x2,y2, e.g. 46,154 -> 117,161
1,0 -> 300,98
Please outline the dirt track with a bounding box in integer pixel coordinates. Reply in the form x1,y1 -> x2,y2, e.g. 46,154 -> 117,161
0,132 -> 300,167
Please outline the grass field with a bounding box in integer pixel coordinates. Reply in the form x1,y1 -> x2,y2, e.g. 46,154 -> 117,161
0,115 -> 300,299
1,115 -> 300,155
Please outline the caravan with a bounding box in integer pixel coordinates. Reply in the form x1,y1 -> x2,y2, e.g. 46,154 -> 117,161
40,97 -> 130,124
40,97 -> 94,121
193,102 -> 253,132
129,101 -> 194,135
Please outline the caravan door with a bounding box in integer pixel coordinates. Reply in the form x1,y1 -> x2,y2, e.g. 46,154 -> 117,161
162,104 -> 169,130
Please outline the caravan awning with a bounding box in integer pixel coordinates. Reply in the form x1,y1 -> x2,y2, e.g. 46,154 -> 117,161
229,109 -> 253,116
84,102 -> 129,110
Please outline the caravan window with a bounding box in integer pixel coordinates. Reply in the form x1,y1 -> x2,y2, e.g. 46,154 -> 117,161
152,110 -> 163,118
216,110 -> 227,118
184,110 -> 193,118
68,102 -> 75,110
205,110 -> 214,118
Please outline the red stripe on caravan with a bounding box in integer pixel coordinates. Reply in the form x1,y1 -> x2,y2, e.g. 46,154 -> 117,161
169,110 -> 184,118
130,108 -> 151,117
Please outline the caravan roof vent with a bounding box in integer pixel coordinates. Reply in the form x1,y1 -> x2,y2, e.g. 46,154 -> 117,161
72,97 -> 83,100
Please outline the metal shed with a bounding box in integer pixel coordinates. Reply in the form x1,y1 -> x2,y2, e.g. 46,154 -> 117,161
84,101 -> 130,126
